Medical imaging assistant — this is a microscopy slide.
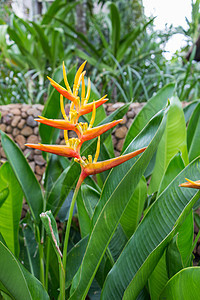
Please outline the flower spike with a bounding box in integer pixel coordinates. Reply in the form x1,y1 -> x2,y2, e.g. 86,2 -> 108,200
47,76 -> 77,103
79,147 -> 147,179
62,62 -> 72,93
73,61 -> 87,95
78,96 -> 108,117
26,143 -> 80,159
35,116 -> 77,132
179,178 -> 200,189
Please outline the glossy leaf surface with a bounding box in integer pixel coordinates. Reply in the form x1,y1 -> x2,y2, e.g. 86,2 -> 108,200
148,96 -> 188,194
101,158 -> 200,300
160,267 -> 200,299
123,83 -> 175,150
0,162 -> 23,256
0,131 -> 44,222
69,107 -> 168,299
120,176 -> 147,238
0,241 -> 49,300
187,102 -> 200,162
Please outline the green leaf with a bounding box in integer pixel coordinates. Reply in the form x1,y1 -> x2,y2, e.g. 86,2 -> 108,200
148,252 -> 169,300
77,190 -> 91,238
159,267 -> 200,299
31,22 -> 51,61
157,152 -> 185,197
81,184 -> 100,219
148,96 -> 189,194
101,158 -> 200,300
117,19 -> 154,63
0,241 -> 49,300
120,176 -> 147,238
0,186 -> 9,208
176,210 -> 194,267
183,100 -> 200,123
66,236 -> 88,289
166,236 -> 184,279
0,131 -> 44,222
40,211 -> 62,258
109,3 -> 121,57
0,162 -> 23,256
69,107 -> 168,299
187,102 -> 200,161
123,83 -> 175,151
19,223 -> 40,279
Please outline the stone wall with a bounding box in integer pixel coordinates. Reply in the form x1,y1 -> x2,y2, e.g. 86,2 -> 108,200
0,103 -> 144,181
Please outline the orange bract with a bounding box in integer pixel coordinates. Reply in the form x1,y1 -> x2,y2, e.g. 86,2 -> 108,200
26,61 -> 146,182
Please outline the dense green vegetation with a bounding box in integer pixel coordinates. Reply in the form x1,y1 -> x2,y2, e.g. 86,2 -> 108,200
1,1 -> 200,299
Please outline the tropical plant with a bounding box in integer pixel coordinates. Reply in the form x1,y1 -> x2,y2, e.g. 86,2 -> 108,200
1,60 -> 200,299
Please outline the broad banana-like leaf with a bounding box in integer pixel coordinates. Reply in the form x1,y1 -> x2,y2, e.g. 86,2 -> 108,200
148,253 -> 168,300
166,211 -> 194,279
0,241 -> 49,300
101,157 -> 200,300
0,186 -> 9,208
123,83 -> 175,150
0,131 -> 44,222
0,162 -> 23,256
19,223 -> 40,279
77,190 -> 91,238
183,99 -> 200,123
120,176 -> 147,238
187,102 -> 200,162
159,267 -> 200,299
69,107 -> 168,299
148,96 -> 188,194
148,153 -> 186,298
157,152 -> 185,197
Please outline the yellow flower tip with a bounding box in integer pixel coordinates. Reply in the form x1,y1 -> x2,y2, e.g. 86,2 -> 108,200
74,61 -> 87,88
93,136 -> 100,163
179,178 -> 200,189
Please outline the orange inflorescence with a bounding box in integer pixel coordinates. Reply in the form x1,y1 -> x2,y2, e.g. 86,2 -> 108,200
179,178 -> 200,189
26,61 -> 146,182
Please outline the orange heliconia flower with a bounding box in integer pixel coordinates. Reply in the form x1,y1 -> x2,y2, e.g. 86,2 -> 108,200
26,61 -> 146,183
179,178 -> 200,189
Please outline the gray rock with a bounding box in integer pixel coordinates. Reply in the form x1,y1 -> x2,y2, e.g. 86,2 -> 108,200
27,115 -> 37,127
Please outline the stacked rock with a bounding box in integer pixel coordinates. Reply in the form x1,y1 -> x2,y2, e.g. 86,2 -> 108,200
0,103 -> 144,181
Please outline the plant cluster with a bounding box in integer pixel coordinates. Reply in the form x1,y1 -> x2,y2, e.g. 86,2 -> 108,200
0,60 -> 200,299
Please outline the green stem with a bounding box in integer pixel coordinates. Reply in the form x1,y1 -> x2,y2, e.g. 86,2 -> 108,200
59,255 -> 65,300
36,226 -> 45,286
61,175 -> 84,299
45,237 -> 51,291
